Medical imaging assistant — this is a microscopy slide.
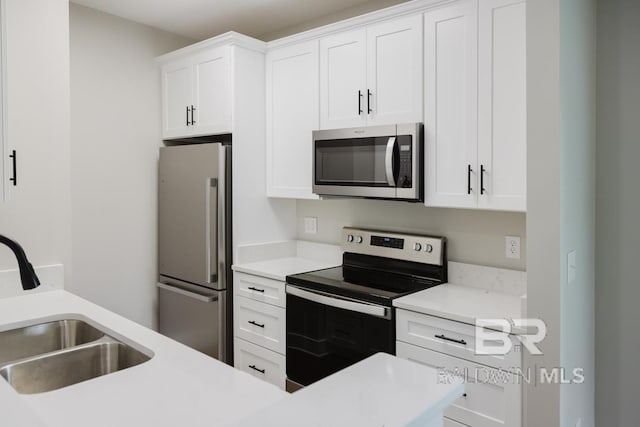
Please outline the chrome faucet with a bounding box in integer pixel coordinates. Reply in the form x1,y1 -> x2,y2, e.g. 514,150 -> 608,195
0,234 -> 40,290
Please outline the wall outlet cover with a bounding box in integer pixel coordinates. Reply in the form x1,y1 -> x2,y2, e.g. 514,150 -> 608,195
568,250 -> 577,284
304,217 -> 318,234
505,236 -> 521,259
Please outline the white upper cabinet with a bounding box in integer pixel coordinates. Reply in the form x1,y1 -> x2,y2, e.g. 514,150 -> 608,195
319,15 -> 423,129
424,0 -> 478,209
477,0 -> 526,211
424,0 -> 526,212
161,45 -> 232,139
266,41 -> 320,199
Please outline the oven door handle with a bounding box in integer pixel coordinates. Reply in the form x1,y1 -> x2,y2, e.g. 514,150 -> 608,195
286,285 -> 389,319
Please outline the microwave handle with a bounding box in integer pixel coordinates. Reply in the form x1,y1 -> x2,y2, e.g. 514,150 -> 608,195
385,137 -> 397,187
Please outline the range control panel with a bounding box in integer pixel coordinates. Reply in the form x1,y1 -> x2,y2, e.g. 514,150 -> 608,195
341,227 -> 445,266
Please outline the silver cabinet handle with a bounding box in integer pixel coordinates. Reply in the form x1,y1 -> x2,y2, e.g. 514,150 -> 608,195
286,285 -> 388,318
157,282 -> 217,303
385,137 -> 396,187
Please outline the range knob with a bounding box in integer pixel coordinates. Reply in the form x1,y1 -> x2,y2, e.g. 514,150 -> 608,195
425,244 -> 434,253
347,234 -> 354,243
355,236 -> 363,244
413,242 -> 422,251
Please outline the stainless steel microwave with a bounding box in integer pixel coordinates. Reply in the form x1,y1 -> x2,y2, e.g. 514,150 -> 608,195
312,123 -> 423,201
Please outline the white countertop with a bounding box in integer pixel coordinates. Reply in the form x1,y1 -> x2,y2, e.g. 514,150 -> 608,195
232,257 -> 337,282
393,283 -> 526,333
0,290 -> 287,427
232,353 -> 463,427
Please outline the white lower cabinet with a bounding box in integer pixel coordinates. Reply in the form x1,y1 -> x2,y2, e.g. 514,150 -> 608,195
396,309 -> 522,427
233,272 -> 287,390
234,337 -> 286,389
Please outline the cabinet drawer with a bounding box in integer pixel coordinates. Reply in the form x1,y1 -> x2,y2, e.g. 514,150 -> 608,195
234,272 -> 286,308
397,341 -> 522,427
235,296 -> 286,354
396,309 -> 521,371
234,338 -> 286,390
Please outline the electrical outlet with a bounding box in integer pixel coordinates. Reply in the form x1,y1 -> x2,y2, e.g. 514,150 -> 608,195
304,217 -> 318,234
505,236 -> 521,259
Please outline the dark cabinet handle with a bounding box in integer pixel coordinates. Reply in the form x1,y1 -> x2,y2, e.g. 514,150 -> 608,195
367,89 -> 372,114
248,286 -> 265,293
9,150 -> 16,186
435,334 -> 467,346
480,164 -> 486,195
190,105 -> 196,125
358,90 -> 363,115
249,364 -> 265,374
248,320 -> 265,328
467,164 -> 472,195
186,106 -> 190,126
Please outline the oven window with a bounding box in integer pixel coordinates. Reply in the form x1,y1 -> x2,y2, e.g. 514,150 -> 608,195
286,294 -> 394,387
314,136 -> 394,187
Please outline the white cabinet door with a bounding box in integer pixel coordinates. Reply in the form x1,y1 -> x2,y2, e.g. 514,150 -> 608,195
397,341 -> 522,427
193,46 -> 232,136
162,59 -> 192,139
366,14 -> 423,126
319,29 -> 367,129
477,0 -> 526,211
234,338 -> 286,390
424,1 -> 478,209
266,41 -> 320,199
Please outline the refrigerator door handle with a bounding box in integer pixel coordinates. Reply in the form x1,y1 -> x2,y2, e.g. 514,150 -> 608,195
206,178 -> 218,284
157,282 -> 218,303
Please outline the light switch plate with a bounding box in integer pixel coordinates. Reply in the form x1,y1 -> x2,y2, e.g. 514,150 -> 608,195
304,217 -> 318,234
568,250 -> 577,284
505,236 -> 521,259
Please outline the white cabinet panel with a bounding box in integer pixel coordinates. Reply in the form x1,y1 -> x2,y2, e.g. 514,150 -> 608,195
367,14 -> 423,125
235,338 -> 286,390
397,341 -> 522,427
193,47 -> 231,135
477,0 -> 526,211
319,29 -> 367,129
266,41 -> 320,199
234,272 -> 286,308
424,1 -> 478,208
235,295 -> 286,354
162,60 -> 192,138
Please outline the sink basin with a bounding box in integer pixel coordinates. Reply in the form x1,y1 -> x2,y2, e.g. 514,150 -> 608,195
0,337 -> 151,394
0,318 -> 152,394
0,319 -> 104,366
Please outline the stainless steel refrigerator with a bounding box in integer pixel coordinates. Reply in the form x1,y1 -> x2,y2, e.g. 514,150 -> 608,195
157,142 -> 232,365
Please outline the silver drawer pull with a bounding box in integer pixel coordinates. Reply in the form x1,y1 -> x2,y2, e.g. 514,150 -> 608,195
249,364 -> 265,374
248,286 -> 265,293
435,334 -> 467,346
248,320 -> 265,328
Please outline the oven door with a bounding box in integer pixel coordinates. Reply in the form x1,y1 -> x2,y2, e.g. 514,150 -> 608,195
285,285 -> 395,390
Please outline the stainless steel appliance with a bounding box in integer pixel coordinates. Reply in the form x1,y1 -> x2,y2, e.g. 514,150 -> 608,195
157,141 -> 232,364
312,123 -> 423,201
285,227 -> 446,391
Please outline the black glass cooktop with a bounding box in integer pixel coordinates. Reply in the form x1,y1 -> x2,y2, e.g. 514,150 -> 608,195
286,254 -> 445,306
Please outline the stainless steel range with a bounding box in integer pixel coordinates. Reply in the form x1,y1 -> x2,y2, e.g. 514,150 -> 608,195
285,227 -> 447,392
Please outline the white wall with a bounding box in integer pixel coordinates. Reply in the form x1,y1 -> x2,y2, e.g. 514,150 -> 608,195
297,199 -> 526,270
525,0 -> 596,426
69,4 -> 193,328
596,0 -> 640,425
0,0 -> 71,286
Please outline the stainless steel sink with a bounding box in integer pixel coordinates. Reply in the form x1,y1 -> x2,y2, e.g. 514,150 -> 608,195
0,319 -> 104,366
0,318 -> 152,394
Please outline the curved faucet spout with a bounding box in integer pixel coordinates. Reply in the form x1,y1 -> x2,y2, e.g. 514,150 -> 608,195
0,234 -> 41,290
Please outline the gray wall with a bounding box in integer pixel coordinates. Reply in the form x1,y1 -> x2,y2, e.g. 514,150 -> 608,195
69,4 -> 193,328
297,199 -> 526,270
596,0 -> 640,425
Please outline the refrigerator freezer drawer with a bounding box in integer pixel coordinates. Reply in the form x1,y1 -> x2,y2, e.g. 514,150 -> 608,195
157,282 -> 226,360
